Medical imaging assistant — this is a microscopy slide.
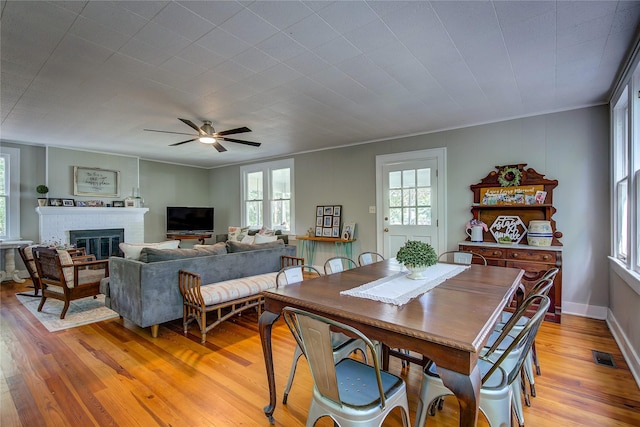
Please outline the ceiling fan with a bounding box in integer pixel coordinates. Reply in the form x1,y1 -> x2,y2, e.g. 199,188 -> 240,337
144,118 -> 261,153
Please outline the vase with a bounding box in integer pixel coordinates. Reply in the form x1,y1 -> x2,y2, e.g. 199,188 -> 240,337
527,220 -> 553,246
406,265 -> 427,280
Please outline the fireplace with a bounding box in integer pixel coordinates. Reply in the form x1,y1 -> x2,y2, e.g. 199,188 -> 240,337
36,207 -> 148,253
69,228 -> 124,260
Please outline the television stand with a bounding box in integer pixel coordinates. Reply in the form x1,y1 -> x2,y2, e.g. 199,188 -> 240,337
166,233 -> 212,246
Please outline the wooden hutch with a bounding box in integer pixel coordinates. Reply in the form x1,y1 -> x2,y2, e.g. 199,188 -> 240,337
459,164 -> 563,322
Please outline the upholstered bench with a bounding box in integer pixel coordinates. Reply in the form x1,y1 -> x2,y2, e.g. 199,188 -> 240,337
178,270 -> 278,343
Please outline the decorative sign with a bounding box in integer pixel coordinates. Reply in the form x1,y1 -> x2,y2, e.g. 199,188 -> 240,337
74,167 -> 120,197
480,185 -> 544,206
489,215 -> 527,244
316,205 -> 342,238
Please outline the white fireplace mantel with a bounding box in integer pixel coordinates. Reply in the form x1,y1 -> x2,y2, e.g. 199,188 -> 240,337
36,207 -> 148,244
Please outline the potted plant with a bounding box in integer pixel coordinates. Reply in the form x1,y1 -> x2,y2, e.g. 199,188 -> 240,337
395,240 -> 438,279
36,185 -> 49,206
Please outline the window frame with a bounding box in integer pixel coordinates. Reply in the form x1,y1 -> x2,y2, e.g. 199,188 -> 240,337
611,48 -> 640,277
240,158 -> 294,233
0,146 -> 21,240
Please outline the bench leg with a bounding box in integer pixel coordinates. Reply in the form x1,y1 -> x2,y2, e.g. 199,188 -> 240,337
150,324 -> 159,338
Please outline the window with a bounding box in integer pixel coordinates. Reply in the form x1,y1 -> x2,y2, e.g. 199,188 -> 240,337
241,159 -> 294,232
388,168 -> 432,225
0,147 -> 21,240
612,58 -> 640,274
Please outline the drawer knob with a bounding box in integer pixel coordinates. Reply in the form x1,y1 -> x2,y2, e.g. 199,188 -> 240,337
543,255 -> 549,260
512,253 -> 518,258
493,251 -> 499,256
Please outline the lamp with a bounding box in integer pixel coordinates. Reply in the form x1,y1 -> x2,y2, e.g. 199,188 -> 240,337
199,136 -> 216,144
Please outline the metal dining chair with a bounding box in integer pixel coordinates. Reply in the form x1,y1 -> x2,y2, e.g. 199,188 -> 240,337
416,295 -> 550,427
276,265 -> 369,405
283,306 -> 410,427
437,250 -> 487,265
358,251 -> 385,266
323,256 -> 357,275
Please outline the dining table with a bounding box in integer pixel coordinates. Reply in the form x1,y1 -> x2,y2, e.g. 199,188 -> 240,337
259,259 -> 523,427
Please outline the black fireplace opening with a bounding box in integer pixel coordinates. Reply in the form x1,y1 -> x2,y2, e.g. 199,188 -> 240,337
69,228 -> 124,260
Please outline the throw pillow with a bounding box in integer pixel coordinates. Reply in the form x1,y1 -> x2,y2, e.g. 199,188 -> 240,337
227,239 -> 284,253
254,233 -> 278,244
119,240 -> 180,260
258,226 -> 276,236
228,226 -> 250,242
241,234 -> 256,244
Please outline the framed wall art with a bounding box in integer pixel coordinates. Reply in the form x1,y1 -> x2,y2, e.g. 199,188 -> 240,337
316,205 -> 342,238
73,166 -> 120,197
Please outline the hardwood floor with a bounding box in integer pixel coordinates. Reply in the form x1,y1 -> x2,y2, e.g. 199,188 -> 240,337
2,279 -> 639,426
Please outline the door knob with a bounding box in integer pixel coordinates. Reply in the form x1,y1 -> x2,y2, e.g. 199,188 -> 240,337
384,228 -> 389,232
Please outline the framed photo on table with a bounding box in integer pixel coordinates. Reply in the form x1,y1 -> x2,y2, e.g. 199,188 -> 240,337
316,205 -> 342,238
74,166 -> 120,197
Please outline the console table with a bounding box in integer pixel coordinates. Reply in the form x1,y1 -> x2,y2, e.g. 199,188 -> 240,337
1,240 -> 33,283
166,233 -> 212,246
295,235 -> 356,266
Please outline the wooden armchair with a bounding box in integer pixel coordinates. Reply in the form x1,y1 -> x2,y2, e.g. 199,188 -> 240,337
32,247 -> 109,319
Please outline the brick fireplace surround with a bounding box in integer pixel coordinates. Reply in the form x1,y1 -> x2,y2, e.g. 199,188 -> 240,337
36,207 -> 148,249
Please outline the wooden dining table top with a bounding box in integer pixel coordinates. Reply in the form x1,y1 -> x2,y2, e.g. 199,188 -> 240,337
264,259 -> 523,371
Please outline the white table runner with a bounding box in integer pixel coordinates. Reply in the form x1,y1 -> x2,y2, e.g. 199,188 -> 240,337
341,262 -> 469,306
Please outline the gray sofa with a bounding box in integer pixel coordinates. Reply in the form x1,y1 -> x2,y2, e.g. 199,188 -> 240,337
103,243 -> 296,337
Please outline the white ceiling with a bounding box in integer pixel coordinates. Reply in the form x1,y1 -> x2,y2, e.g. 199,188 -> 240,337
2,1 -> 639,168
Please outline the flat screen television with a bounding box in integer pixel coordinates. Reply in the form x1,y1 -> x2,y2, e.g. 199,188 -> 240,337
166,206 -> 214,234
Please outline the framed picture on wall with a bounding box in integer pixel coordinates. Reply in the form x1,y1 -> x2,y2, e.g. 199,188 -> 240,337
73,166 -> 120,197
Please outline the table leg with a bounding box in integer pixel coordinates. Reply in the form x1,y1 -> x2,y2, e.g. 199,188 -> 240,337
435,365 -> 481,427
259,310 -> 281,424
1,247 -> 25,283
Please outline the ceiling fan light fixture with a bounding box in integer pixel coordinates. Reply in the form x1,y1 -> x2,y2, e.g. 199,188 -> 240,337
199,136 -> 216,144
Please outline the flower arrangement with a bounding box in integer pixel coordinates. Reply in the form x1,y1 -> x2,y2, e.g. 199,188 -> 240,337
465,219 -> 488,231
395,240 -> 438,268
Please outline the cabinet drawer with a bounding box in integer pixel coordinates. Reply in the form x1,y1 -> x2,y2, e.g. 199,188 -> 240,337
460,245 -> 505,259
506,249 -> 557,263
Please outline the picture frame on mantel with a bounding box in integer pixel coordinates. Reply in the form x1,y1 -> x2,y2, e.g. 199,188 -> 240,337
73,166 -> 120,197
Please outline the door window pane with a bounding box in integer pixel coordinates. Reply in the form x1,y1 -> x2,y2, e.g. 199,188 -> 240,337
387,168 -> 432,225
389,171 -> 401,188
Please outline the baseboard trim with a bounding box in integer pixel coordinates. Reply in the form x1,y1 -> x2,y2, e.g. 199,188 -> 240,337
607,309 -> 640,389
562,301 -> 608,320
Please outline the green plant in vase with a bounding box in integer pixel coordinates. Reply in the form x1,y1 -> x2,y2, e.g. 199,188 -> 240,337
36,185 -> 49,206
395,240 -> 438,279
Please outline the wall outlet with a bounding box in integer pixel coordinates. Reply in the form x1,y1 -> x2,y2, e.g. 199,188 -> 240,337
369,206 -> 376,214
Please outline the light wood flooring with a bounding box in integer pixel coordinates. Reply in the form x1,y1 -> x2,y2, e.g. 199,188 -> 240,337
1,279 -> 639,426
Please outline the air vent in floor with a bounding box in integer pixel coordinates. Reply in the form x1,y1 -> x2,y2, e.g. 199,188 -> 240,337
592,350 -> 616,368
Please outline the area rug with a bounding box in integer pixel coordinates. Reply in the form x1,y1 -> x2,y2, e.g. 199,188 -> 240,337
16,294 -> 119,332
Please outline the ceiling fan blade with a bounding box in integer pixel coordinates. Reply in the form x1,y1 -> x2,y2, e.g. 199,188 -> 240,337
178,118 -> 204,135
170,138 -> 198,146
144,129 -> 197,136
216,126 -> 251,136
212,141 -> 227,152
219,137 -> 261,147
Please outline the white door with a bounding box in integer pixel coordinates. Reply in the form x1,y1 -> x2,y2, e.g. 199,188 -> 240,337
376,149 -> 446,259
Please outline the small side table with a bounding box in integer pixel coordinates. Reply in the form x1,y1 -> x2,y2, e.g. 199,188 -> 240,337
295,235 -> 357,267
166,233 -> 212,246
1,240 -> 33,283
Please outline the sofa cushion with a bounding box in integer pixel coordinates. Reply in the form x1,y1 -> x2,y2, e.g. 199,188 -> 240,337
199,272 -> 277,306
226,239 -> 284,253
140,247 -> 225,262
193,242 -> 228,255
119,241 -> 180,260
